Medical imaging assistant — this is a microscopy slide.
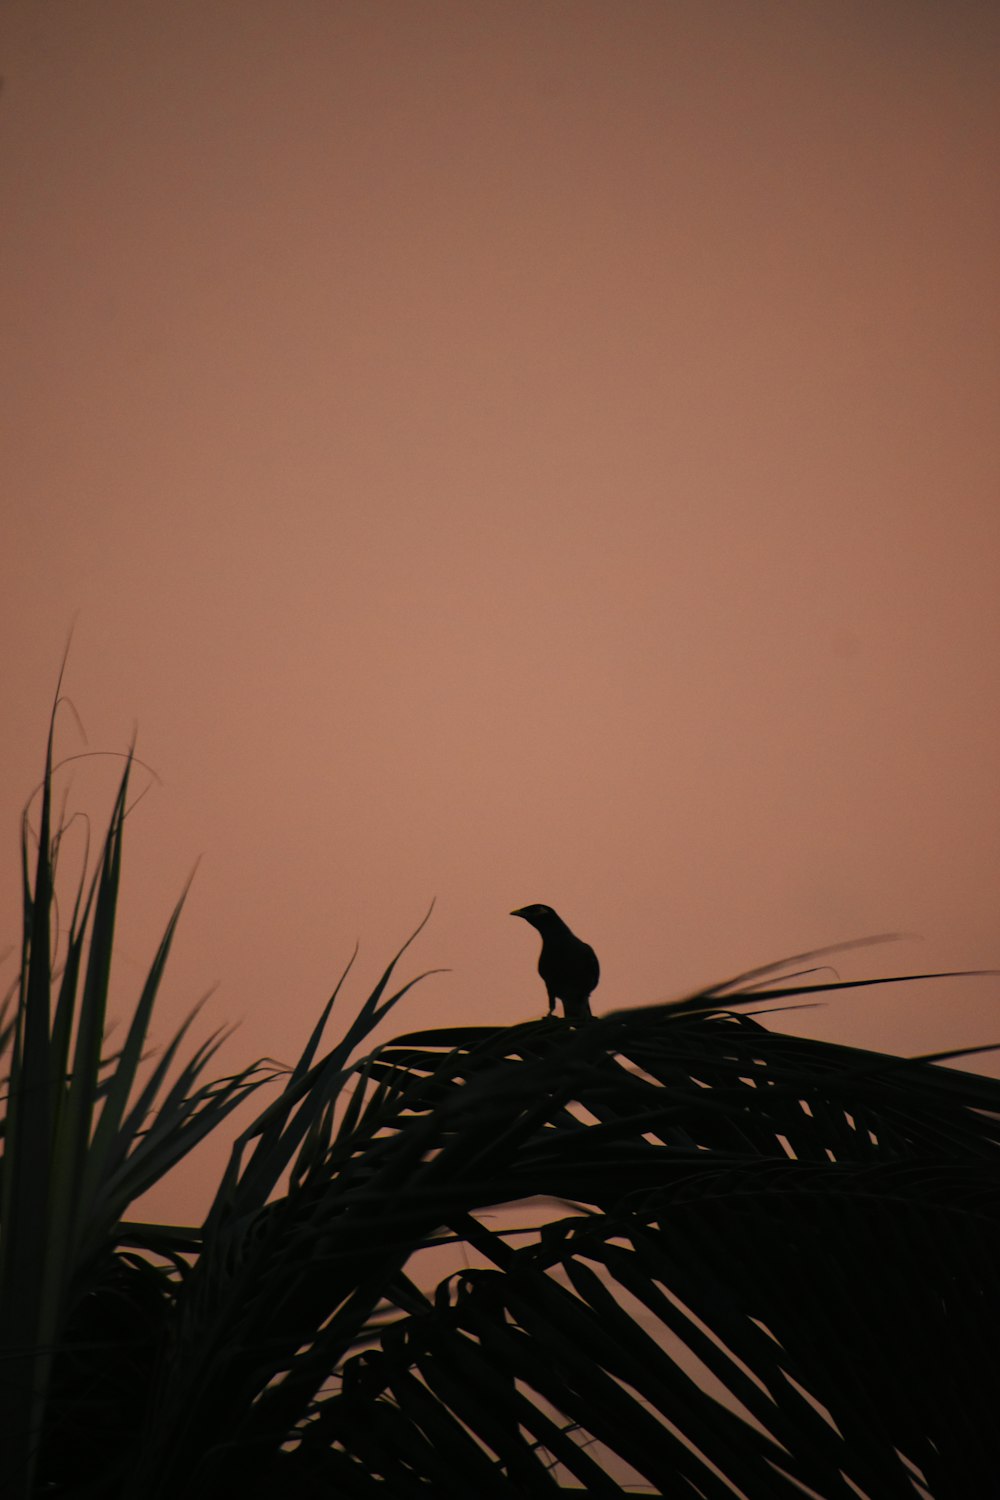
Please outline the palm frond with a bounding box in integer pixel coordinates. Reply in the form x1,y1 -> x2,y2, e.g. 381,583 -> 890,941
0,695 -> 276,1496
104,995 -> 1000,1499
7,689 -> 1000,1498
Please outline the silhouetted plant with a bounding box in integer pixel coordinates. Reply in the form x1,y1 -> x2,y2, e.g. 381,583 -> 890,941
3,688 -> 999,1498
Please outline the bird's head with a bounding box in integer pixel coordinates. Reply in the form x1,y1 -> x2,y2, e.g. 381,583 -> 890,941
510,903 -> 557,931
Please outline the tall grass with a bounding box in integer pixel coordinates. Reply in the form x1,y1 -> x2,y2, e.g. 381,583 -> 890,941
3,690 -> 999,1497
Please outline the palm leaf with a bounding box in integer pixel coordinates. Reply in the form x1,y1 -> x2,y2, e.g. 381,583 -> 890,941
8,689 -> 1000,1497
97,991 -> 1000,1499
0,694 -> 277,1497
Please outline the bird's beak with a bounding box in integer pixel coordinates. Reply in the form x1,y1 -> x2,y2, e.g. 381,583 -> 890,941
510,907 -> 526,918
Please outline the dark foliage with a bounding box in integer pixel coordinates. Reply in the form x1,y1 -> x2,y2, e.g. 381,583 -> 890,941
3,701 -> 999,1497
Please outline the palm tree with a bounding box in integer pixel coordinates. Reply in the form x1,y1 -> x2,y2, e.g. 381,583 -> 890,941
3,699 -> 999,1497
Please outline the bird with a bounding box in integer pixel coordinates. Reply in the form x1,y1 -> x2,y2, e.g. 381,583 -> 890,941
510,904 -> 599,1020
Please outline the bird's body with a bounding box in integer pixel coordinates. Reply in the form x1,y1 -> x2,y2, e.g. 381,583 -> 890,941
510,904 -> 599,1020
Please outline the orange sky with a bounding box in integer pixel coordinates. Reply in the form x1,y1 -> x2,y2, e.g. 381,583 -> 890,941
3,1 -> 999,1223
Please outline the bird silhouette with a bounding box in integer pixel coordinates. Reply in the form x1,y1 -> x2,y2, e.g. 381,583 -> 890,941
510,903 -> 599,1020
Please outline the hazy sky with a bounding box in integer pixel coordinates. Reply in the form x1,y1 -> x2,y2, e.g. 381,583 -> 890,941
3,1 -> 999,1222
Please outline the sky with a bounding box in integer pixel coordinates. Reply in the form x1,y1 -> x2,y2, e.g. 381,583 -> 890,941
2,0 -> 999,1224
